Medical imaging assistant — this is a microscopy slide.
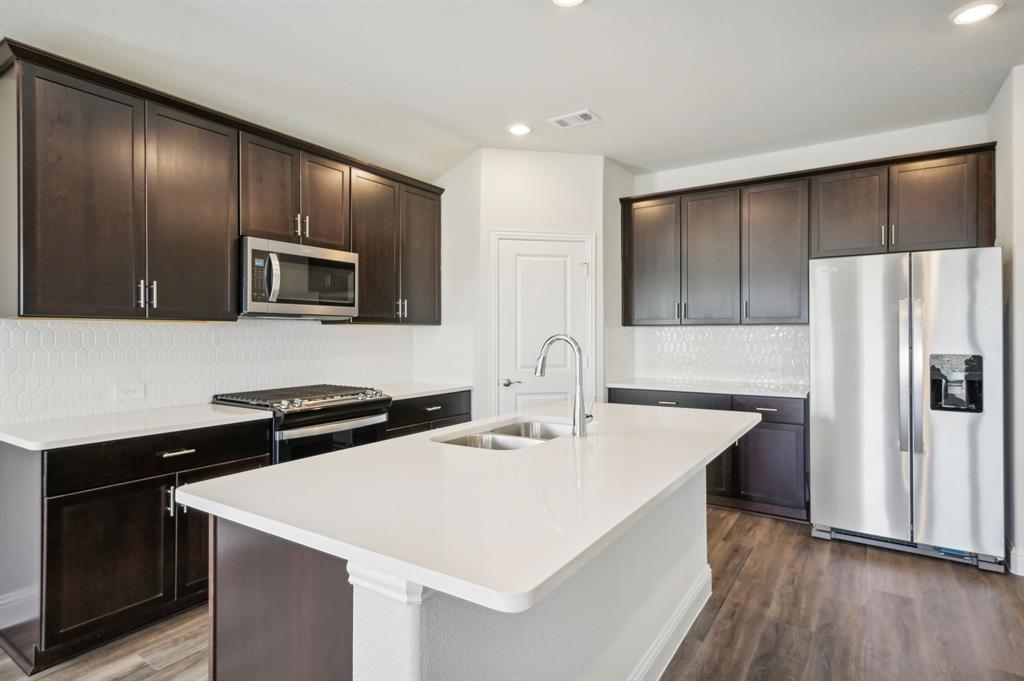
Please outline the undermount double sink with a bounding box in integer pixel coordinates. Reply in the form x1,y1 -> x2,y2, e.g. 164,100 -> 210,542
436,421 -> 573,450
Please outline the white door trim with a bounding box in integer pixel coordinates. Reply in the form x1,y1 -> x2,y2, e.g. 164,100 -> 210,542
489,231 -> 597,416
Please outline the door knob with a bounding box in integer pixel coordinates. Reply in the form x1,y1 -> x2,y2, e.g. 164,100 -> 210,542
501,377 -> 523,387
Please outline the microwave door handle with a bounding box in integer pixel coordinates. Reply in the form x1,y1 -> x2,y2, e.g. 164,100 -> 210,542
268,253 -> 281,302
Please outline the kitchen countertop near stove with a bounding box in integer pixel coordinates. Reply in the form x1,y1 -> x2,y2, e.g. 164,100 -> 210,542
607,377 -> 809,400
379,382 -> 472,401
0,404 -> 272,451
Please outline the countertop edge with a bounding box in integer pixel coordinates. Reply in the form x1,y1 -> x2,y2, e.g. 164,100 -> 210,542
384,384 -> 473,401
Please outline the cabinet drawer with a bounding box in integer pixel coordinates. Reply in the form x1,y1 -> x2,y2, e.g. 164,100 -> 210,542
45,422 -> 271,497
386,422 -> 432,440
388,391 -> 471,429
608,388 -> 731,411
732,395 -> 805,424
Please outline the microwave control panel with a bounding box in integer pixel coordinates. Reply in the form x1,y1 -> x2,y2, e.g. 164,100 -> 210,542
251,251 -> 269,302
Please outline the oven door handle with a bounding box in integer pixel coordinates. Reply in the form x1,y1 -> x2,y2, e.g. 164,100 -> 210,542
275,413 -> 388,441
268,253 -> 282,303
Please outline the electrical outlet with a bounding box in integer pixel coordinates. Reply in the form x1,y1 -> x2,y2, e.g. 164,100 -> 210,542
113,383 -> 146,401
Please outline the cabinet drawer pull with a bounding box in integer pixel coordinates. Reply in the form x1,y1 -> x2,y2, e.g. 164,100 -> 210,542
167,485 -> 176,517
295,213 -> 302,237
424,406 -> 443,412
657,401 -> 678,406
304,215 -> 310,238
160,448 -> 196,458
754,407 -> 779,412
881,224 -> 886,247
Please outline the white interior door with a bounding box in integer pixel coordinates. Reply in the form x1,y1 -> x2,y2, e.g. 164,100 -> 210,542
496,235 -> 593,414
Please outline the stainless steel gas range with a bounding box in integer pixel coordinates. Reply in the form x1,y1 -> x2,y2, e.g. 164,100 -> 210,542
213,384 -> 392,463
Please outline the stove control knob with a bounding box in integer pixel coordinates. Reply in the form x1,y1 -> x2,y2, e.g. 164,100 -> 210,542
357,393 -> 366,400
278,401 -> 290,410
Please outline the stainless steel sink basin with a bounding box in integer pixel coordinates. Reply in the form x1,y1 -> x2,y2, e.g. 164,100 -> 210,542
488,421 -> 572,441
440,433 -> 544,450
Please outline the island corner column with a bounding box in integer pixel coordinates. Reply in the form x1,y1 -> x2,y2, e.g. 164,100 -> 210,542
347,563 -> 432,681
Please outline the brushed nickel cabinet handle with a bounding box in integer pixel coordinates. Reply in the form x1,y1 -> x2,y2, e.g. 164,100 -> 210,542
657,400 -> 678,406
167,486 -> 176,517
138,279 -> 147,308
881,224 -> 886,247
890,224 -> 896,245
424,406 -> 443,412
295,213 -> 302,236
161,448 -> 196,458
150,280 -> 158,309
755,407 -> 779,412
304,215 -> 310,238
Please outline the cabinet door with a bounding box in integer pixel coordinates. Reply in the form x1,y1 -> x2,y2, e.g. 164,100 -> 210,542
351,169 -> 399,323
741,180 -> 809,324
810,166 -> 888,258
20,64 -> 146,318
706,447 -> 735,497
300,152 -> 351,250
399,185 -> 441,324
43,475 -> 176,647
682,189 -> 740,324
889,154 -> 978,252
736,422 -> 806,509
146,104 -> 238,321
626,197 -> 681,325
239,132 -> 301,242
175,455 -> 270,598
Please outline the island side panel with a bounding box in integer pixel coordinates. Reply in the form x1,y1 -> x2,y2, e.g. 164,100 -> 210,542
419,470 -> 711,681
211,518 -> 353,681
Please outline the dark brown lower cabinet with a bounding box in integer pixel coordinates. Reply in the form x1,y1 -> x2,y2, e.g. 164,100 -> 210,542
385,390 -> 471,438
607,388 -> 808,520
0,421 -> 271,675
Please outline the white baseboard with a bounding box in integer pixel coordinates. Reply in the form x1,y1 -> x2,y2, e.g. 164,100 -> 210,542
0,586 -> 37,628
1011,546 -> 1024,576
629,564 -> 712,681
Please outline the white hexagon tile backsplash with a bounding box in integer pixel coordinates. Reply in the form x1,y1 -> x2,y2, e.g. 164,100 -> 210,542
0,318 -> 416,425
633,325 -> 810,385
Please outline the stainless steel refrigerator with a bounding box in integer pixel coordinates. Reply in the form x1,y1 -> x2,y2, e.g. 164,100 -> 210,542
809,247 -> 1004,571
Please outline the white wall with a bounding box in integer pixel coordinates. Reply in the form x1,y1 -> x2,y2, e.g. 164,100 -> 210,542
603,158 -> 636,387
633,115 -> 990,195
417,149 -> 610,418
986,65 -> 1024,574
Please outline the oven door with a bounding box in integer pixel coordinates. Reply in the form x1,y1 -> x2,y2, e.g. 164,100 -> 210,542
274,413 -> 387,464
243,237 -> 358,318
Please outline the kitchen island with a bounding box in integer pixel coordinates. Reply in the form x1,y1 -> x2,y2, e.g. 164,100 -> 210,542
177,401 -> 760,681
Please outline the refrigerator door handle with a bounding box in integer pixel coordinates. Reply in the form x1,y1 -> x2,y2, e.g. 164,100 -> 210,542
911,297 -> 924,455
898,298 -> 911,454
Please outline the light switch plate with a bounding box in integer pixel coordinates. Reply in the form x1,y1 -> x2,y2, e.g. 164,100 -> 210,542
113,383 -> 146,401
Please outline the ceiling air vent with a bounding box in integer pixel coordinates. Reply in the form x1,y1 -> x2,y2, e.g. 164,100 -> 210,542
547,109 -> 601,130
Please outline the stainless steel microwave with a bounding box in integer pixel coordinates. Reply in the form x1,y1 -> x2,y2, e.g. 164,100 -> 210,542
241,237 -> 358,319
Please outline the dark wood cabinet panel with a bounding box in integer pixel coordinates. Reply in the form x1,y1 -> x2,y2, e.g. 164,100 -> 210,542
731,395 -> 805,425
351,169 -> 400,322
239,132 -> 301,242
607,388 -> 731,410
175,455 -> 269,598
20,64 -> 146,318
400,185 -> 441,324
889,154 -> 978,251
628,197 -> 681,325
300,152 -> 350,250
741,180 -> 809,324
146,104 -> 238,321
736,422 -> 806,509
389,390 -> 471,429
810,166 -> 888,258
386,422 -> 432,439
43,475 -> 176,647
706,449 -> 734,497
682,189 -> 740,324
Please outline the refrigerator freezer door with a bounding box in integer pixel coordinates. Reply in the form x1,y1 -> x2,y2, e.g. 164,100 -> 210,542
810,253 -> 912,540
911,248 -> 1004,557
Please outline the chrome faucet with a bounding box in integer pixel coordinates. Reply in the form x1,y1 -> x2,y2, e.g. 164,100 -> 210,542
534,333 -> 589,437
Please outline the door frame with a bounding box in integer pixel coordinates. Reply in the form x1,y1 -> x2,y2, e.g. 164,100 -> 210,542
489,231 -> 597,416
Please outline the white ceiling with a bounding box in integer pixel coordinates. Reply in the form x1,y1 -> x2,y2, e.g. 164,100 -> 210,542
3,0 -> 1024,182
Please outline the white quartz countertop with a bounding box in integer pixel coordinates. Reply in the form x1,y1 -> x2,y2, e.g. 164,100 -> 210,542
176,401 -> 759,614
607,377 -> 809,399
379,382 -> 472,401
0,404 -> 272,451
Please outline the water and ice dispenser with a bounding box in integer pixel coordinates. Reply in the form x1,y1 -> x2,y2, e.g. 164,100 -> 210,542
930,354 -> 983,413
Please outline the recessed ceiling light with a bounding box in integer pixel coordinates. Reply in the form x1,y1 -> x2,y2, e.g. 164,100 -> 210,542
507,123 -> 531,136
552,0 -> 586,7
949,0 -> 1003,24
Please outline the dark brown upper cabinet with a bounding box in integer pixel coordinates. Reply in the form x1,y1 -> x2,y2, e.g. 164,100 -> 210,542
399,185 -> 441,325
626,197 -> 681,325
351,169 -> 400,323
682,189 -> 740,325
741,180 -> 809,325
19,64 -> 147,318
146,104 -> 238,321
239,132 -> 302,242
300,152 -> 351,250
888,154 -> 978,252
810,166 -> 888,258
